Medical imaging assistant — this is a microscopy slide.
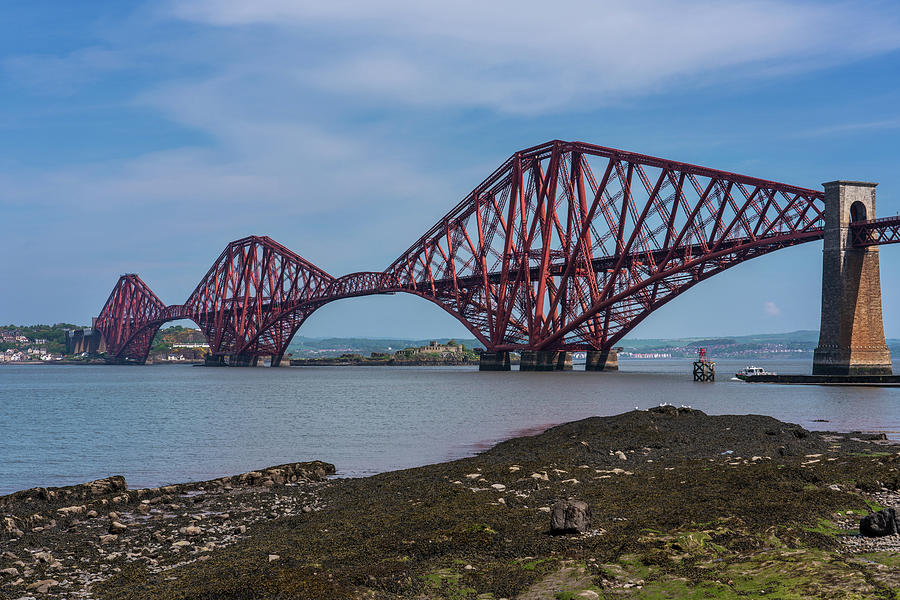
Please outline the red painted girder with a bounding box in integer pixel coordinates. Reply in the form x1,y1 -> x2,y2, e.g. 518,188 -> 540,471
852,216 -> 900,247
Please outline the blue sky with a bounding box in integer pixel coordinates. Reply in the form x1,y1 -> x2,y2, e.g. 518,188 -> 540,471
3,0 -> 900,340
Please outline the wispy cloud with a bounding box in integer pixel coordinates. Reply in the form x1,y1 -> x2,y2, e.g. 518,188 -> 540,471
795,118 -> 900,138
3,0 -> 900,328
764,301 -> 782,317
170,0 -> 900,114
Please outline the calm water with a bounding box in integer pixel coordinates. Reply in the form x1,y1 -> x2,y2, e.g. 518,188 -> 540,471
2,359 -> 899,495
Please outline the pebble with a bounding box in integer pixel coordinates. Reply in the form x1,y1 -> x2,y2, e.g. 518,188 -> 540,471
491,484 -> 506,491
27,578 -> 59,593
109,520 -> 127,533
268,554 -> 280,562
0,462 -> 333,599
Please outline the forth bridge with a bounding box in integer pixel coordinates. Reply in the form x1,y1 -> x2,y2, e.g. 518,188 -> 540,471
91,140 -> 900,374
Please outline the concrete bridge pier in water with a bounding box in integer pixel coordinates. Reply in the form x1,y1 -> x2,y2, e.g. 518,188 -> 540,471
813,181 -> 893,376
477,349 -> 618,371
206,354 -> 293,367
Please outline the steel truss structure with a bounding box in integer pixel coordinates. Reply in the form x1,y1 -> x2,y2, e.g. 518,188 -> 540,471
94,140 -> 900,364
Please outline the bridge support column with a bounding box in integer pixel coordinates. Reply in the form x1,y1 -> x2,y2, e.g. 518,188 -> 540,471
813,181 -> 892,376
585,350 -> 618,372
478,351 -> 510,371
520,351 -> 570,371
228,354 -> 258,367
270,354 -> 292,367
204,354 -> 227,367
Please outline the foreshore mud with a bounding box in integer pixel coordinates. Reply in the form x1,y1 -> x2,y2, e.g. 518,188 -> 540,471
2,407 -> 899,599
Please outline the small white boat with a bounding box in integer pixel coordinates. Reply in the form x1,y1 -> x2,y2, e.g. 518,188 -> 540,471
735,365 -> 775,381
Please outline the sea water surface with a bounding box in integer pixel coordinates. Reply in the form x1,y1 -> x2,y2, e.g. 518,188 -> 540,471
2,358 -> 899,495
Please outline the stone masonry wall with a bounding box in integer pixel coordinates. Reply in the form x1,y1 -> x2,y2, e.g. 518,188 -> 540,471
813,181 -> 892,375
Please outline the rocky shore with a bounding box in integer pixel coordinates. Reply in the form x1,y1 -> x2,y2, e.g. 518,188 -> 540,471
0,462 -> 334,598
2,407 -> 900,599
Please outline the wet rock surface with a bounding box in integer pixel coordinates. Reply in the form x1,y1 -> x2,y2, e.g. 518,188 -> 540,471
550,500 -> 591,534
0,461 -> 333,598
3,408 -> 900,599
860,506 -> 900,537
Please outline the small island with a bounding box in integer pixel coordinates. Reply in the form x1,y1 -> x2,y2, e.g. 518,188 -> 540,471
289,339 -> 481,366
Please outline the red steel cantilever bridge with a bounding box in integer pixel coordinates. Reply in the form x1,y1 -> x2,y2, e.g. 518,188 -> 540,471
94,140 -> 900,366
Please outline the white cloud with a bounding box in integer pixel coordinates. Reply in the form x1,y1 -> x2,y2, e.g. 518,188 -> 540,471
4,0 -> 900,325
169,0 -> 900,113
796,118 -> 900,138
764,301 -> 781,317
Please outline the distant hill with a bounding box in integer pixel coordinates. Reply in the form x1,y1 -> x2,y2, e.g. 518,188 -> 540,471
286,330 -> 900,358
619,330 -> 821,350
287,336 -> 483,357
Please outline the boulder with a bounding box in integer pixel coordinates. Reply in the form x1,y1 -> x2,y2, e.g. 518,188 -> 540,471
550,499 -> 591,534
860,507 -> 900,537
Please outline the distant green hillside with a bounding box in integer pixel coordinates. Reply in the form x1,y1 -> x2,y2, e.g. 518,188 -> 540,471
287,336 -> 483,357
619,330 -> 821,351
286,330 -> 900,358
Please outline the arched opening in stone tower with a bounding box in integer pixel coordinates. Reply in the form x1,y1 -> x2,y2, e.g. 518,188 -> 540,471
850,200 -> 867,223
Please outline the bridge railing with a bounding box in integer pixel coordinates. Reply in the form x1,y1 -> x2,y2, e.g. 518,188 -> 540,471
851,215 -> 900,247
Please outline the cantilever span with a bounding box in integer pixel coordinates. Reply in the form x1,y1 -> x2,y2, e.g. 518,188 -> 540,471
94,140 -> 900,366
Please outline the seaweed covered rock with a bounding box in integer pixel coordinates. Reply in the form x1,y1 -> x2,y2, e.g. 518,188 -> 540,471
550,499 -> 591,534
860,507 -> 900,537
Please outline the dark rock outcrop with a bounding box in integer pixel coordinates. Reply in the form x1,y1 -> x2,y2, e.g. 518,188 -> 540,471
550,499 -> 591,534
860,507 -> 900,537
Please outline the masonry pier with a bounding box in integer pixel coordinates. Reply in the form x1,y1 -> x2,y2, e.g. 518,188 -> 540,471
271,354 -> 292,367
519,351 -> 572,371
228,354 -> 259,367
813,181 -> 893,376
585,350 -> 618,371
478,351 -> 511,371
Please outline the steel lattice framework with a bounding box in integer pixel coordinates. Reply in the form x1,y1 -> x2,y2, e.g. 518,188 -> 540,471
94,274 -> 168,364
852,216 -> 900,247
93,140 -> 900,364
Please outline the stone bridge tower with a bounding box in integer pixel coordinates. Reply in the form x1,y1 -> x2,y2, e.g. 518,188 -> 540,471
813,181 -> 892,375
